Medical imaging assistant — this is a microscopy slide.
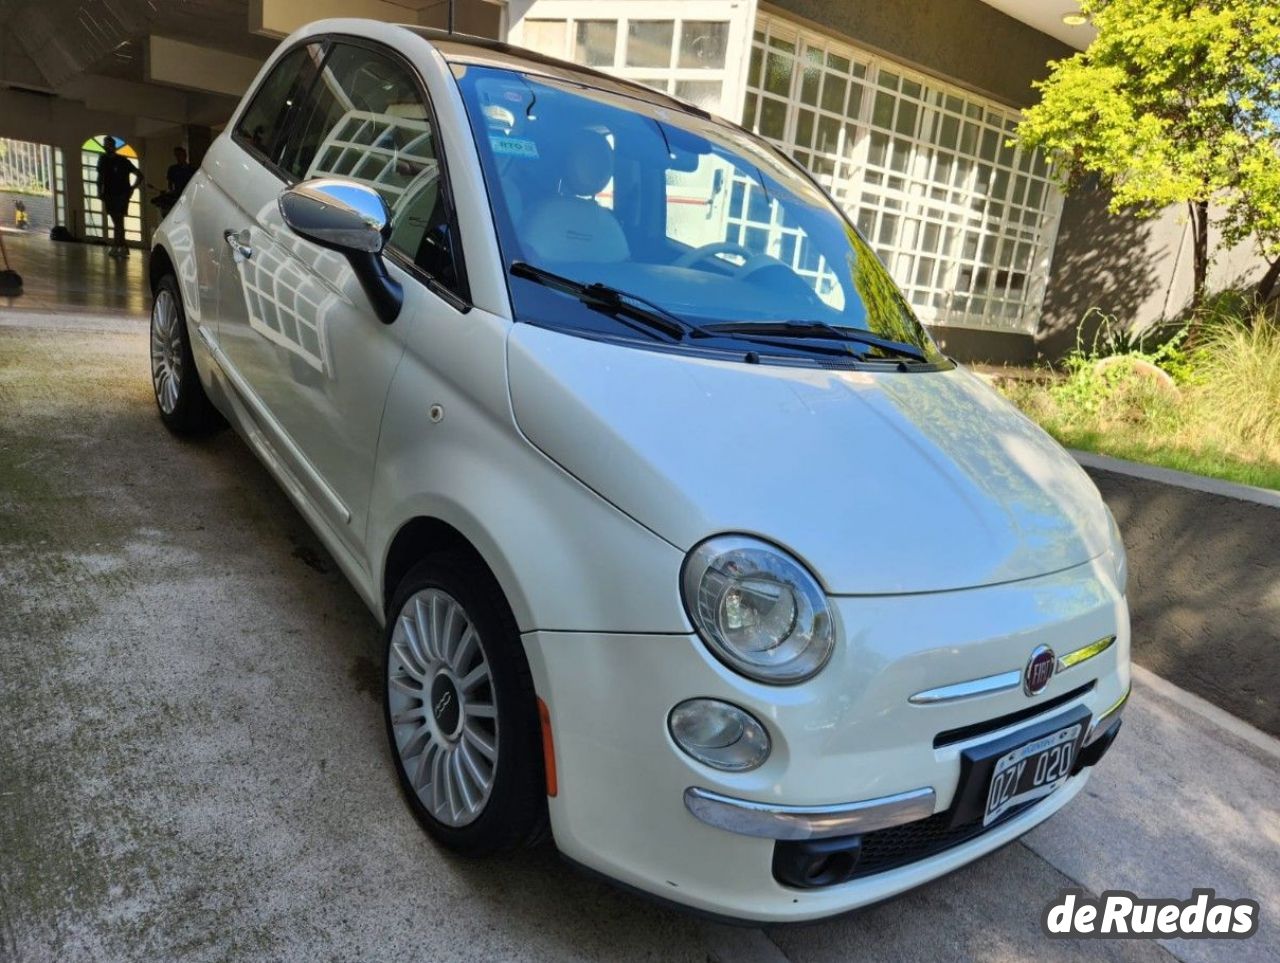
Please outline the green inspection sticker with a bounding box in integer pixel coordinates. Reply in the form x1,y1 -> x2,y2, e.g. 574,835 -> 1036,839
490,136 -> 539,159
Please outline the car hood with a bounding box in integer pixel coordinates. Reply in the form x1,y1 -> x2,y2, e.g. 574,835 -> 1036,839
507,325 -> 1111,595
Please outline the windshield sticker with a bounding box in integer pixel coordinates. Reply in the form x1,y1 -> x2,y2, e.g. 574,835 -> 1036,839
490,136 -> 539,159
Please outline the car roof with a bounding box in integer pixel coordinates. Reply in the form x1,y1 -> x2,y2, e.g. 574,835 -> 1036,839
400,26 -> 714,122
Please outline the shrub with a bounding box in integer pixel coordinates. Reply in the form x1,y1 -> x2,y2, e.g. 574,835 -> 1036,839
997,302 -> 1280,489
1192,312 -> 1280,453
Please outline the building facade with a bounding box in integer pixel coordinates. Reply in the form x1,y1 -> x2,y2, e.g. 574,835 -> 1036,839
2,0 -> 1262,361
502,0 -> 1077,361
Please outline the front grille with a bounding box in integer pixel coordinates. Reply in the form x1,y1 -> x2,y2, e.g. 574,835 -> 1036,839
847,799 -> 1039,879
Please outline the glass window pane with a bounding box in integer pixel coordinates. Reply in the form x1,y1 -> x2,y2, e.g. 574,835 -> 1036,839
980,127 -> 999,162
873,91 -> 894,129
674,80 -> 722,112
890,138 -> 910,173
626,21 -> 674,68
795,108 -> 815,147
895,100 -> 917,137
678,21 -> 728,68
868,131 -> 888,167
816,115 -> 841,154
235,44 -> 325,167
748,45 -> 763,87
764,51 -> 793,97
759,97 -> 787,140
800,55 -> 821,106
574,21 -> 617,67
847,83 -> 864,118
820,75 -> 848,115
523,20 -> 568,57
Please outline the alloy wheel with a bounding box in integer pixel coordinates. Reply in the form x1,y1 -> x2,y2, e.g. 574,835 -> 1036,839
150,288 -> 182,415
387,589 -> 499,827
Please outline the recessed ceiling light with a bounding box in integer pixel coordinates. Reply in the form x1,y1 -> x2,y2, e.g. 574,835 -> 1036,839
1062,11 -> 1090,26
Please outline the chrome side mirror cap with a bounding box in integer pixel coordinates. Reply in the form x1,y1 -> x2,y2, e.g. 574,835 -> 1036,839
278,178 -> 402,324
279,178 -> 391,254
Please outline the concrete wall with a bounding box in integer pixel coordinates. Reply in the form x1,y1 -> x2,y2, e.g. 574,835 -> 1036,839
763,0 -> 1072,109
1039,184 -> 1271,359
1085,464 -> 1280,737
928,325 -> 1034,365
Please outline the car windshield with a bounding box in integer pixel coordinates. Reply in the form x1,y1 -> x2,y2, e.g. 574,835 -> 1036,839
452,62 -> 945,364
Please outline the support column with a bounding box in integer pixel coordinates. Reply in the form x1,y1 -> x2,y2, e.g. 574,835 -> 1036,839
62,138 -> 86,240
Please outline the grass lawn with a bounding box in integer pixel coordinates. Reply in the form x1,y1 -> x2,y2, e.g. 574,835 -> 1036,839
1039,425 -> 1280,491
997,313 -> 1280,493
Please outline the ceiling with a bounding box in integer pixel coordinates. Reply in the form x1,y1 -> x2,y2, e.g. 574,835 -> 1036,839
975,0 -> 1096,50
0,0 -> 277,90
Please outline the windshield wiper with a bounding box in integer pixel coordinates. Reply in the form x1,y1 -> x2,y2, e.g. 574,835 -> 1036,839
693,320 -> 929,362
510,261 -> 703,341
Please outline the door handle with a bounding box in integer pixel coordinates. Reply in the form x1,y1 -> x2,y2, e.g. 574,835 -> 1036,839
223,228 -> 252,262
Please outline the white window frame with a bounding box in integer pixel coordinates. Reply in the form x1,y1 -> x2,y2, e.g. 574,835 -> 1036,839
506,0 -> 758,120
743,12 -> 1063,334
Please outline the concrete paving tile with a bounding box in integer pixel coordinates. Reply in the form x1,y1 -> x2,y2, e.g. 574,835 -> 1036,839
1023,674 -> 1280,963
3,317 -> 1277,963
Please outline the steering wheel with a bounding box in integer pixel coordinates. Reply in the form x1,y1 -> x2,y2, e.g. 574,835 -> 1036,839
674,240 -> 757,270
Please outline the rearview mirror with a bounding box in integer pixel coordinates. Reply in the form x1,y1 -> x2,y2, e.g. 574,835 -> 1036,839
278,178 -> 402,324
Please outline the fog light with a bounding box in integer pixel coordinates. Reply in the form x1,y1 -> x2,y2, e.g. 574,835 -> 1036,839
668,699 -> 770,772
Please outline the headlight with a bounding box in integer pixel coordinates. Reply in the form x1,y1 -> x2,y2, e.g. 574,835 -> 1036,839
681,535 -> 835,684
1104,506 -> 1128,593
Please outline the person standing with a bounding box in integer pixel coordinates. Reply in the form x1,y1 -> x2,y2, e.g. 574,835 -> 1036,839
96,137 -> 139,258
166,146 -> 196,196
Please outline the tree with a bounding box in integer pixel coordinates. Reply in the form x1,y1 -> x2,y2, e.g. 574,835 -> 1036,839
1016,0 -> 1280,310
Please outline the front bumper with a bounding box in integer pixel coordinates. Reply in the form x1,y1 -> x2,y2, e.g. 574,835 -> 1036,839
523,557 -> 1129,923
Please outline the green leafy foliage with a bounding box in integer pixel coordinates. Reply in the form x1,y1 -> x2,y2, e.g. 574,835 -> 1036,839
846,225 -> 920,346
1000,305 -> 1280,490
1016,0 -> 1280,302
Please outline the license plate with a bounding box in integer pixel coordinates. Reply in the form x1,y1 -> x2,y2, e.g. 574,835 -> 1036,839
983,723 -> 1081,826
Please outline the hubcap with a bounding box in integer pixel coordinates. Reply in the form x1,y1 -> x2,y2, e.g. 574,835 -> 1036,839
150,289 -> 182,415
387,589 -> 498,827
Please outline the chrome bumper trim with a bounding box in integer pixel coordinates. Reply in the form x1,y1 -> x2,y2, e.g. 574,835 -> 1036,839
683,786 -> 936,841
910,634 -> 1118,706
908,670 -> 1021,705
1084,684 -> 1130,746
1058,635 -> 1116,672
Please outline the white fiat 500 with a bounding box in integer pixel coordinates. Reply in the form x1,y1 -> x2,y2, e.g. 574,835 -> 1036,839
149,19 -> 1130,922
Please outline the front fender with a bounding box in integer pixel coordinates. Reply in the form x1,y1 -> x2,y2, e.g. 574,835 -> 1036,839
367,346 -> 690,635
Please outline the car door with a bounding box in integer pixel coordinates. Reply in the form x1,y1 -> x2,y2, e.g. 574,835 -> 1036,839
207,38 -> 465,561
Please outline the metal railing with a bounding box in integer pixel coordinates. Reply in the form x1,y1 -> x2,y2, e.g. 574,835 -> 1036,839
0,139 -> 55,195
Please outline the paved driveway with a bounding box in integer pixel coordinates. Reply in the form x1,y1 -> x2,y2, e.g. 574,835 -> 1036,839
2,312 -> 1277,963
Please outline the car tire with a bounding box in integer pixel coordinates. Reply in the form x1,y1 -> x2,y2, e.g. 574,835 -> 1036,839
383,552 -> 548,856
150,274 -> 223,435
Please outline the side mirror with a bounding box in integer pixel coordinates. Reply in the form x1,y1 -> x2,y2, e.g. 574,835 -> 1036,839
279,178 -> 402,324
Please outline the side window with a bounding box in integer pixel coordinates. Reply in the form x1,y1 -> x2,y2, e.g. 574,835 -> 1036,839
278,42 -> 464,297
234,44 -> 327,169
